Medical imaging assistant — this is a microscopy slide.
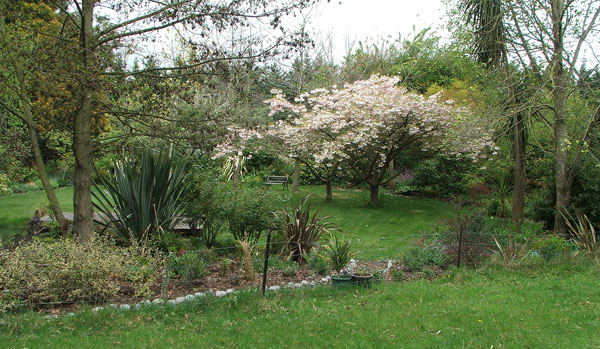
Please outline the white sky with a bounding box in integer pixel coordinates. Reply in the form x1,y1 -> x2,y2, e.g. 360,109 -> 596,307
148,0 -> 450,67
304,0 -> 449,61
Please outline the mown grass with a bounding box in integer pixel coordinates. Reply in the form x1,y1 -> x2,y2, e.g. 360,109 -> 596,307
287,185 -> 456,259
0,185 -> 456,259
2,256 -> 599,348
0,187 -> 74,241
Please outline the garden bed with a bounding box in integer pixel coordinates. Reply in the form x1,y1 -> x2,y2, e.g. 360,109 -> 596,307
32,258 -> 449,315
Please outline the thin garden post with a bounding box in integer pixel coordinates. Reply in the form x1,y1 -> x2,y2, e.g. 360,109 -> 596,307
262,228 -> 272,296
161,252 -> 172,298
456,221 -> 463,268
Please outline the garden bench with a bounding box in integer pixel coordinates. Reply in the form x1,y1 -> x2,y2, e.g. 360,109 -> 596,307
264,175 -> 289,190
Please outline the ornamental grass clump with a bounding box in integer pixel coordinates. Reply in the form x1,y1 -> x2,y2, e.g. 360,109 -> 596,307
0,237 -> 165,312
562,209 -> 599,255
275,196 -> 337,263
321,234 -> 355,273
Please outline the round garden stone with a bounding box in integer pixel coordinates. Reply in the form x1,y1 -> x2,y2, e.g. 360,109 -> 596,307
175,296 -> 186,304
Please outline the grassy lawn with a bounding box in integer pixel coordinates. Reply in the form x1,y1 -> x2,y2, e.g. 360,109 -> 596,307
0,187 -> 74,241
287,186 -> 456,259
2,257 -> 599,348
0,185 -> 456,259
2,185 -> 599,348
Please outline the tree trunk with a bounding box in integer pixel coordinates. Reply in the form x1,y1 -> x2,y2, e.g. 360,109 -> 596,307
369,183 -> 379,204
72,0 -> 95,240
325,181 -> 332,202
501,51 -> 527,230
291,158 -> 300,193
1,8 -> 69,234
511,111 -> 526,231
387,158 -> 396,190
20,84 -> 69,234
551,0 -> 570,234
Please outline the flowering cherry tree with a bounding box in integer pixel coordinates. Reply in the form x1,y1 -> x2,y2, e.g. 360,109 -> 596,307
264,75 -> 494,204
215,75 -> 493,203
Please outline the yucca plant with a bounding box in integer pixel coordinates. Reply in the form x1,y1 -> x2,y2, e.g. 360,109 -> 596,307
562,209 -> 599,255
274,195 -> 336,263
93,150 -> 187,244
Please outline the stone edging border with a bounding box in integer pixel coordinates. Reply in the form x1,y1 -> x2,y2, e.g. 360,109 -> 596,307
43,260 -> 394,319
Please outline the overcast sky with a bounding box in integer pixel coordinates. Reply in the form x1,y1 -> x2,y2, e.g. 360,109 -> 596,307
150,0 -> 450,66
303,0 -> 449,61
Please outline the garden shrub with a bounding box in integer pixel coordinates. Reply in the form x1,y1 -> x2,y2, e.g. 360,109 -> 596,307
411,155 -> 475,198
530,235 -> 569,260
421,268 -> 436,279
304,249 -> 330,275
0,237 -> 165,312
391,269 -> 404,281
0,173 -> 12,195
224,188 -> 278,243
183,170 -> 228,248
401,242 -> 448,272
438,210 -> 509,267
526,187 -> 556,230
281,261 -> 298,277
167,250 -> 209,283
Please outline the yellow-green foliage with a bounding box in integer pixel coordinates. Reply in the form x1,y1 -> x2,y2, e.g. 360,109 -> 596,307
0,174 -> 11,195
0,237 -> 165,311
425,79 -> 482,109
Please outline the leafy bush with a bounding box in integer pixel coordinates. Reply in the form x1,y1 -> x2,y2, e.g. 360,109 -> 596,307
391,269 -> 404,281
401,242 -> 448,272
93,150 -> 187,244
411,155 -> 475,198
439,210 -> 496,267
305,249 -> 330,275
244,174 -> 265,187
530,235 -> 569,260
34,178 -> 59,190
0,173 -> 12,195
421,268 -> 436,279
224,188 -> 277,243
394,177 -> 418,194
282,262 -> 298,277
167,251 -> 208,283
0,237 -> 164,311
183,170 -> 228,248
320,234 -> 354,272
10,182 -> 41,194
152,231 -> 187,253
525,187 -> 556,230
275,196 -> 336,263
56,177 -> 71,188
